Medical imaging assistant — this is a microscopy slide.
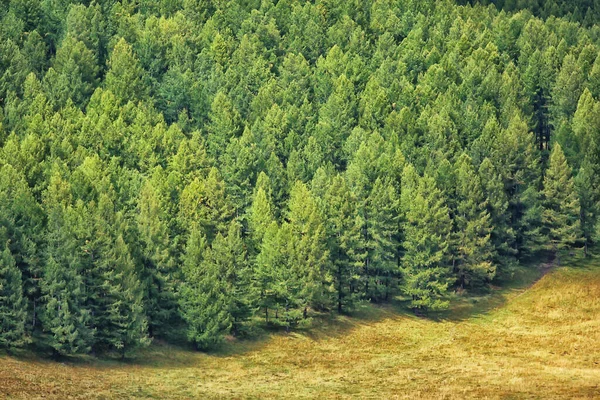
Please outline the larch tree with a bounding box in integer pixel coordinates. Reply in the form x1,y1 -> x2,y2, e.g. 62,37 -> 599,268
575,160 -> 598,256
478,157 -> 517,275
105,38 -> 147,105
453,153 -> 496,288
0,243 -> 28,350
542,144 -> 581,263
401,165 -> 453,312
179,226 -> 230,350
41,171 -> 93,356
287,181 -> 330,314
323,174 -> 361,313
136,178 -> 178,338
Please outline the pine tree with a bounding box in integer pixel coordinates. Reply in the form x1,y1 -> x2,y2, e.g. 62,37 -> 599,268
179,167 -> 233,242
314,75 -> 357,166
96,233 -> 150,358
52,35 -> 99,107
0,242 -> 28,350
542,144 -> 581,262
401,166 -> 453,312
453,154 -> 496,288
41,253 -> 93,356
495,115 -> 544,258
0,164 -> 43,336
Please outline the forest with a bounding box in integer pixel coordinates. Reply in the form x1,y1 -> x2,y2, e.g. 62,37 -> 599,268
0,0 -> 599,358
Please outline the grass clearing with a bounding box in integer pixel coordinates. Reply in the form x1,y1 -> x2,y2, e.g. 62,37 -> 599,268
1,257 -> 599,399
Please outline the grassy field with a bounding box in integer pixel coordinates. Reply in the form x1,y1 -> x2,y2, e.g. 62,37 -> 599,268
1,257 -> 599,399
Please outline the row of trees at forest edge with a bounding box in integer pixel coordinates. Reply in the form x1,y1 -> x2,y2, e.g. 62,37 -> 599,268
1,0 -> 600,354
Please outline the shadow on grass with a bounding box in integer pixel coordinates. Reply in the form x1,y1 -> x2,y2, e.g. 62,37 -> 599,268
9,251 -> 598,369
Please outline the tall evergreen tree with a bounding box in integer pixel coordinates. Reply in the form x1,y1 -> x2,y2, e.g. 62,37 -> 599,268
478,158 -> 517,275
254,221 -> 286,325
41,173 -> 93,355
0,242 -> 28,350
401,166 -> 453,312
216,221 -> 252,336
89,195 -> 150,357
105,38 -> 147,105
248,174 -> 275,255
136,179 -> 178,338
323,174 -> 361,313
179,226 -> 231,350
575,161 -> 598,256
453,154 -> 495,288
364,177 -> 399,301
287,181 -> 330,313
542,144 -> 581,262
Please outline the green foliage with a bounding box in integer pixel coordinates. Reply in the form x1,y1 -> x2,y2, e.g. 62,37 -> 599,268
0,0 -> 598,353
323,175 -> 361,313
41,172 -> 93,355
105,38 -> 147,105
542,144 -> 581,256
136,178 -> 178,338
453,154 -> 496,288
401,166 -> 453,311
0,243 -> 28,350
179,227 -> 231,350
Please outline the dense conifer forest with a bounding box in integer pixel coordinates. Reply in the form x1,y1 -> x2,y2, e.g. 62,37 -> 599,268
0,0 -> 599,357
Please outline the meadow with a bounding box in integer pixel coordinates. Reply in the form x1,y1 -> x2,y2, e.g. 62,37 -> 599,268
1,257 -> 599,399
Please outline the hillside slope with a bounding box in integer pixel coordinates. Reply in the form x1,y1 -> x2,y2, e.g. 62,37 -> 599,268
1,259 -> 599,399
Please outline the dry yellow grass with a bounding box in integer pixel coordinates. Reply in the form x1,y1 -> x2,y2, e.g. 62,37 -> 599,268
1,259 -> 599,399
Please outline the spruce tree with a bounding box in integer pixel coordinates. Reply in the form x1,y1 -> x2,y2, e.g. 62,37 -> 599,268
206,91 -> 242,161
90,195 -> 150,357
97,234 -> 150,358
179,168 -> 233,242
542,144 -> 581,262
495,115 -> 544,258
248,174 -> 275,252
223,221 -> 252,335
